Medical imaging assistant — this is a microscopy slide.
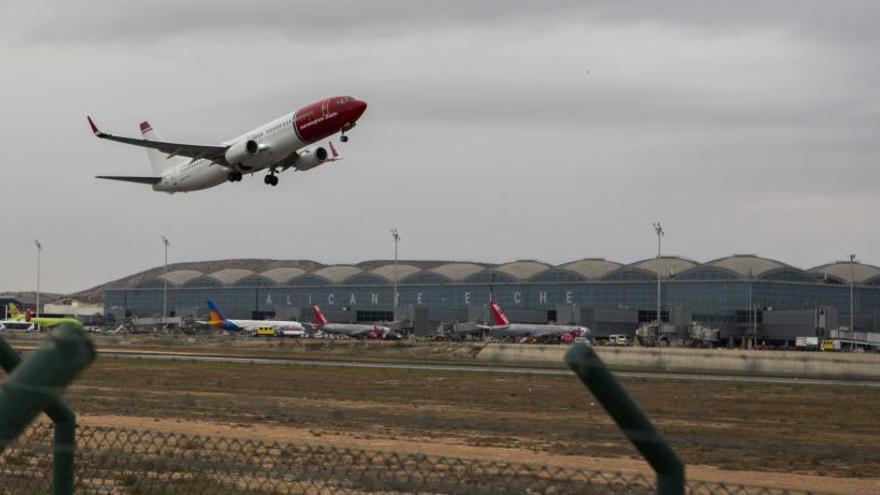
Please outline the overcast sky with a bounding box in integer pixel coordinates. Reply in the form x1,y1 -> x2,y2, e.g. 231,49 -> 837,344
1,1 -> 878,293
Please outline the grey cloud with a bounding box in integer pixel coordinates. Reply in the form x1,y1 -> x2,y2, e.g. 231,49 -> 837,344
7,1 -> 584,44
7,0 -> 880,48
0,2 -> 878,292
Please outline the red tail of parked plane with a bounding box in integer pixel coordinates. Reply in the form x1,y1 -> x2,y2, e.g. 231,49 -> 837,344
489,301 -> 511,326
312,303 -> 329,326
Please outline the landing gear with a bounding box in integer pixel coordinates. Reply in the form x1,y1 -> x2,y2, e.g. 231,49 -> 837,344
264,174 -> 278,186
227,171 -> 243,182
340,130 -> 349,143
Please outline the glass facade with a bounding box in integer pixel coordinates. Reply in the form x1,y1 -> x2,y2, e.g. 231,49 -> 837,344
105,279 -> 880,323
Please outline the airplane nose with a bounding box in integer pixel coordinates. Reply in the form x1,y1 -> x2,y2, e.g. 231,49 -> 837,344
353,99 -> 367,117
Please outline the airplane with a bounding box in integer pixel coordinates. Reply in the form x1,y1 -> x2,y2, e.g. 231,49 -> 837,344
88,95 -> 367,193
202,300 -> 306,336
5,303 -> 26,322
484,301 -> 590,343
311,304 -> 400,340
0,304 -> 35,332
7,303 -> 81,328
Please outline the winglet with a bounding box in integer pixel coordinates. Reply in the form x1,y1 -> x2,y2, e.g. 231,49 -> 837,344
328,141 -> 341,159
87,115 -> 99,135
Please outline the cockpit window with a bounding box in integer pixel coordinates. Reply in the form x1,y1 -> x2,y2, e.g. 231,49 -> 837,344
336,97 -> 352,104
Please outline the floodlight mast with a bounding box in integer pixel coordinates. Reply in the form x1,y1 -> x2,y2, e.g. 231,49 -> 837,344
390,229 -> 400,313
34,240 -> 42,321
652,222 -> 664,327
162,235 -> 170,330
850,254 -> 856,340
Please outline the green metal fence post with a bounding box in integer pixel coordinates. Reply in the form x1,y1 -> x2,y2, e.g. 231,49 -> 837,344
0,324 -> 95,495
45,400 -> 77,495
0,337 -> 21,371
565,343 -> 685,495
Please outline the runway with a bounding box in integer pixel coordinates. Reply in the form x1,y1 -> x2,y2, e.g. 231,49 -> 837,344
92,349 -> 880,387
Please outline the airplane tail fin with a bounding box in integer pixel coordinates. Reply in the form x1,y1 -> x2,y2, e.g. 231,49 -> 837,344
206,300 -> 226,325
140,121 -> 185,175
7,303 -> 22,321
312,303 -> 329,326
489,301 -> 510,326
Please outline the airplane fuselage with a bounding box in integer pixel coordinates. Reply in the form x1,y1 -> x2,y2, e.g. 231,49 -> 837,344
216,319 -> 306,334
122,96 -> 366,193
491,323 -> 589,339
318,322 -> 392,339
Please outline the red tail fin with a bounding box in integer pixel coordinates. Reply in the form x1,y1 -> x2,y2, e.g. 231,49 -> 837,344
490,301 -> 510,326
312,303 -> 329,326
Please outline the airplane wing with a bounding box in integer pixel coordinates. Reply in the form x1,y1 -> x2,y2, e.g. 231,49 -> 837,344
88,116 -> 229,164
96,176 -> 162,185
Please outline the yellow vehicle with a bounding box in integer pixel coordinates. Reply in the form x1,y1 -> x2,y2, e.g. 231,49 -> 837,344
254,326 -> 276,337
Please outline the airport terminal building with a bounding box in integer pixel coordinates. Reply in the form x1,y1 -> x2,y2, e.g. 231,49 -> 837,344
103,255 -> 880,343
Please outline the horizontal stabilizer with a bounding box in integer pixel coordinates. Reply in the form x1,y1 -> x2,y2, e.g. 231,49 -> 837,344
95,176 -> 162,185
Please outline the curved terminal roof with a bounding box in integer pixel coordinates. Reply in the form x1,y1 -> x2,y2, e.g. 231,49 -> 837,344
312,265 -> 362,283
160,270 -> 203,286
260,267 -> 307,284
370,264 -> 422,281
705,255 -> 787,278
809,262 -> 880,284
495,261 -> 551,280
627,257 -> 698,278
206,269 -> 254,285
558,259 -> 622,280
126,256 -> 880,288
429,263 -> 487,281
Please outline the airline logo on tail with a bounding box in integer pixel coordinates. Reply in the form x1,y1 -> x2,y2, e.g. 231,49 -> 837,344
312,304 -> 329,326
489,301 -> 510,326
206,300 -> 241,331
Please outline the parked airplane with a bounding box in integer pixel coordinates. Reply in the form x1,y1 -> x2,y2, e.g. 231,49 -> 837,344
1,305 -> 34,331
89,95 -> 367,192
7,303 -> 81,328
202,300 -> 306,336
5,303 -> 26,322
311,304 -> 400,340
485,301 -> 590,343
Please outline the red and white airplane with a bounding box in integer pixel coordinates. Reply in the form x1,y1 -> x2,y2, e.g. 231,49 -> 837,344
88,95 -> 367,192
311,304 -> 400,340
485,301 -> 590,343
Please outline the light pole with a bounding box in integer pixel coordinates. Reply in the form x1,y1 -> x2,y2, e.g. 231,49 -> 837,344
748,268 -> 753,347
652,222 -> 664,327
849,254 -> 856,336
34,240 -> 42,320
390,229 -> 400,314
162,235 -> 170,329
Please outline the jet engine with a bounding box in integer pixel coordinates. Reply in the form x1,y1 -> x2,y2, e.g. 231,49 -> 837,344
224,139 -> 260,166
294,145 -> 329,171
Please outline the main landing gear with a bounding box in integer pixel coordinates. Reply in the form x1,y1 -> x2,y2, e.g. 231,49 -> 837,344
264,174 -> 278,186
227,171 -> 243,182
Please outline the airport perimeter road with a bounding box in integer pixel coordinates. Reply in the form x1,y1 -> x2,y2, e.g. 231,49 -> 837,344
91,349 -> 880,387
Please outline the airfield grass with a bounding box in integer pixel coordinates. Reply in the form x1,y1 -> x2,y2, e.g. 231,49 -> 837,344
57,356 -> 880,480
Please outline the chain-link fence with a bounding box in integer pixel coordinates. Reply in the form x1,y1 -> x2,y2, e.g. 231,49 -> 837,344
0,423 -> 825,494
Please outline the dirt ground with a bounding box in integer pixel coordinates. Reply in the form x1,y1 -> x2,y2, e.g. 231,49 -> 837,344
47,355 -> 880,494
